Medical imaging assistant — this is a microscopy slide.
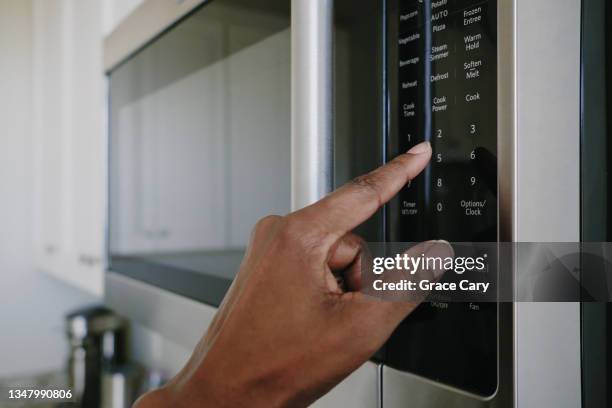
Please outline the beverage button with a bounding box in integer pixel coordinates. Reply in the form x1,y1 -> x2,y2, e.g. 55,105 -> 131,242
399,55 -> 421,69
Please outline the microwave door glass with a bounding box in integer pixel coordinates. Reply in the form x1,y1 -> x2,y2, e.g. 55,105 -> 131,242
109,0 -> 291,306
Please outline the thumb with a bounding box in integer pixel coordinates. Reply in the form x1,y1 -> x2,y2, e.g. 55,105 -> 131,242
341,240 -> 454,340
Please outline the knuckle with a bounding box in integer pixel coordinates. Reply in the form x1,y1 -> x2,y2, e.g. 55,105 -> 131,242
276,215 -> 330,257
348,232 -> 367,248
350,174 -> 383,208
277,215 -> 304,242
253,215 -> 282,233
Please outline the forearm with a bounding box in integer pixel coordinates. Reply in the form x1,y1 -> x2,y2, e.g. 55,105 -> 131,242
133,370 -> 298,408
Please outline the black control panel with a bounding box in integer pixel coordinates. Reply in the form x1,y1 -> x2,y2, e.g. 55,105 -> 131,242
385,0 -> 498,396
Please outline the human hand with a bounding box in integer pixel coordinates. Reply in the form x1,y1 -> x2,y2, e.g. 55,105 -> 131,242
135,140 -> 452,408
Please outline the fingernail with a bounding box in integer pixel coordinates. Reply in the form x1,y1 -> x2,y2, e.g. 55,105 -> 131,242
407,141 -> 431,155
425,240 -> 454,280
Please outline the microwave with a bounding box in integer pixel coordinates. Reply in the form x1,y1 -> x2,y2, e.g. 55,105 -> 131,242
105,0 -> 610,406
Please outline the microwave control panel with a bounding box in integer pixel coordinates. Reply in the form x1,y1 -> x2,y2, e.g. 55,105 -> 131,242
386,0 -> 498,397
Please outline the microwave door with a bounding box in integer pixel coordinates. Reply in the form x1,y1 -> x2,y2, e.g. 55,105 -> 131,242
106,0 -> 293,346
292,1 -> 387,407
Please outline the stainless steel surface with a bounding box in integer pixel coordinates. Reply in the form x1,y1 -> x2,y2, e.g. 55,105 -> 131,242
514,0 -> 582,406
383,304 -> 514,408
101,364 -> 144,408
382,0 -> 516,406
105,272 -> 217,349
66,306 -> 127,407
103,1 -> 583,406
498,0 -> 518,244
291,0 -> 334,210
311,362 -> 380,408
103,0 -> 207,72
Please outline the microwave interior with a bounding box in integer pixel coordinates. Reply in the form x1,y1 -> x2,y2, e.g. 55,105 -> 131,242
108,0 -> 498,399
109,0 -> 292,305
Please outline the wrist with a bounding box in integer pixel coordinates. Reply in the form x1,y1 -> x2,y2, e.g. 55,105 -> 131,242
181,369 -> 292,408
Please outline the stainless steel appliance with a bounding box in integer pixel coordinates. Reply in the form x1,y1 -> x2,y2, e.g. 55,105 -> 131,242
105,0 -> 593,406
101,364 -> 144,408
66,306 -> 127,408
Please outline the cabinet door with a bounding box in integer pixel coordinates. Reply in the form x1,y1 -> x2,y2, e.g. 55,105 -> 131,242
66,0 -> 106,295
32,0 -> 69,278
33,0 -> 106,296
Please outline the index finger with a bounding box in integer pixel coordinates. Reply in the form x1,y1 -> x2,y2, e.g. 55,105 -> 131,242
297,141 -> 431,236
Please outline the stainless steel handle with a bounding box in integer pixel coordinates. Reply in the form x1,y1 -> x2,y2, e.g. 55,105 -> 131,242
78,254 -> 103,266
291,0 -> 334,211
143,229 -> 169,238
45,245 -> 57,255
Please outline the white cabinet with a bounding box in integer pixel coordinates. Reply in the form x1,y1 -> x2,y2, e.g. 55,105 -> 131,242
110,22 -> 229,255
32,0 -> 107,296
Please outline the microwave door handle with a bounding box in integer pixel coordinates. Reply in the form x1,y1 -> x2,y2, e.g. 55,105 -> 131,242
291,0 -> 334,211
